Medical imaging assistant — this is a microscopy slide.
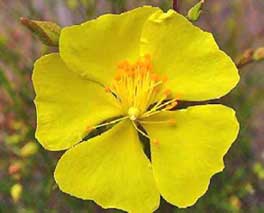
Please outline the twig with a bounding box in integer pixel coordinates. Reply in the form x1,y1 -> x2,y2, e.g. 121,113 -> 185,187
173,0 -> 179,12
236,49 -> 254,68
236,47 -> 264,68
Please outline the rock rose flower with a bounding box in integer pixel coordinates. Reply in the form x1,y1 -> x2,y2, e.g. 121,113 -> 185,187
33,6 -> 240,213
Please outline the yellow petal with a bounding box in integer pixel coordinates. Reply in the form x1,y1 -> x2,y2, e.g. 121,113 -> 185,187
60,6 -> 161,85
54,121 -> 160,213
141,10 -> 239,101
142,104 -> 239,207
33,53 -> 121,151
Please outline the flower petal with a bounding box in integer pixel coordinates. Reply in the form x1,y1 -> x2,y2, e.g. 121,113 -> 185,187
33,53 -> 121,151
54,121 -> 160,213
60,6 -> 161,85
141,10 -> 239,101
142,104 -> 239,207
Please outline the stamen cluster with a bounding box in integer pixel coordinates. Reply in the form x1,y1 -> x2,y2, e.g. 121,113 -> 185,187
106,55 -> 178,121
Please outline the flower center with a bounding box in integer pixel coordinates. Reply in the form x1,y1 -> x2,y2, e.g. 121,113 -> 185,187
128,106 -> 140,121
106,55 -> 178,120
87,55 -> 178,142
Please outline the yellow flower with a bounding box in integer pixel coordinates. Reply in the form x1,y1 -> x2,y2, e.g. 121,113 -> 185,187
32,6 -> 240,213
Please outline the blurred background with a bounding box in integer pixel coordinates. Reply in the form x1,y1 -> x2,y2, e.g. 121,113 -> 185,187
0,0 -> 264,212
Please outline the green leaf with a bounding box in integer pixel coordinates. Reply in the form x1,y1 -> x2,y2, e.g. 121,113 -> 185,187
187,0 -> 204,22
20,17 -> 61,46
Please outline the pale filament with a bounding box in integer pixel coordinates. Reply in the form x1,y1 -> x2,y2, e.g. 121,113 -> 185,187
139,119 -> 176,125
87,116 -> 129,131
141,98 -> 178,118
131,121 -> 151,140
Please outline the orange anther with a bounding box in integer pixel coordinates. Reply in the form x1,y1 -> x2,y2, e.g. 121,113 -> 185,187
153,86 -> 161,94
170,101 -> 178,108
168,119 -> 176,125
8,163 -> 21,175
151,73 -> 160,82
86,126 -> 95,132
117,60 -> 129,69
152,139 -> 159,145
116,69 -> 127,79
145,61 -> 153,70
127,70 -> 135,77
144,54 -> 151,61
162,75 -> 168,83
165,101 -> 178,110
174,94 -> 181,100
138,60 -> 145,68
139,69 -> 148,78
105,86 -> 111,92
163,89 -> 171,97
114,74 -> 122,81
130,64 -> 136,71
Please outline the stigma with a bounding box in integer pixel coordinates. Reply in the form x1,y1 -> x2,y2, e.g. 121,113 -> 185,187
106,54 -> 178,120
128,107 -> 140,121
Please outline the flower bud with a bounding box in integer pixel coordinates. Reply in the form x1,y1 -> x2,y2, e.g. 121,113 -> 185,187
20,17 -> 61,46
187,0 -> 204,22
229,195 -> 241,210
20,141 -> 38,157
10,183 -> 23,203
253,47 -> 264,61
8,162 -> 22,175
5,134 -> 22,145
